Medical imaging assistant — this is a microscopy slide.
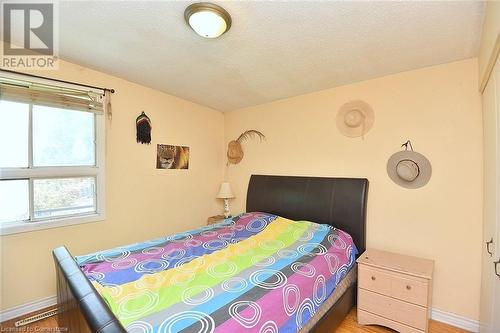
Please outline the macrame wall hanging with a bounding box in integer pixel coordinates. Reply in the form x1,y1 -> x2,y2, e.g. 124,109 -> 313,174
136,112 -> 152,144
227,130 -> 266,165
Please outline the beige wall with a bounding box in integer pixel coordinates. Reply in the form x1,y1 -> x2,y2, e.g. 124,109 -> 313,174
0,60 -> 225,310
224,58 -> 483,320
479,1 -> 500,91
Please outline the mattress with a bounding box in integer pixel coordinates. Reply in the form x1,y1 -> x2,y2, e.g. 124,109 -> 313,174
76,212 -> 357,333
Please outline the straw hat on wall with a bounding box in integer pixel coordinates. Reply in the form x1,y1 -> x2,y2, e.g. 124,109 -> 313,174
336,100 -> 375,138
387,141 -> 432,189
227,130 -> 265,165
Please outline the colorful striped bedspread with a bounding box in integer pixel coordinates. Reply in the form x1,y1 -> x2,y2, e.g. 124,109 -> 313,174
76,212 -> 357,333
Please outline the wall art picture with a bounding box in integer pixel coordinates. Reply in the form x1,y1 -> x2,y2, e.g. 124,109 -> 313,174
156,144 -> 190,169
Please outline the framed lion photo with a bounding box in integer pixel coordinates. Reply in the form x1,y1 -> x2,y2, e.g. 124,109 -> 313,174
156,144 -> 190,169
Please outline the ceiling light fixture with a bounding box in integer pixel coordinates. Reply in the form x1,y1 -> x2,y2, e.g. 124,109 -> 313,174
184,2 -> 232,39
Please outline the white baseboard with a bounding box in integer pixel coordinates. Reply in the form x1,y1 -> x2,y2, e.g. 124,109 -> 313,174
431,308 -> 480,332
0,295 -> 480,333
0,295 -> 57,322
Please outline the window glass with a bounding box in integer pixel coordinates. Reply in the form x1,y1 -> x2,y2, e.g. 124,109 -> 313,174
33,105 -> 95,166
33,177 -> 96,219
0,179 -> 29,223
0,101 -> 29,168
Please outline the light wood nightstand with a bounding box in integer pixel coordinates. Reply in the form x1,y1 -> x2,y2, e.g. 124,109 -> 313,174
207,215 -> 225,225
357,249 -> 434,333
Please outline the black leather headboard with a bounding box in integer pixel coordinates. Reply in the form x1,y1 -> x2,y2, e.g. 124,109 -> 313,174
246,175 -> 368,254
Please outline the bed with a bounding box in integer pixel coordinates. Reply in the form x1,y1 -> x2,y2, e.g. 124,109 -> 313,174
53,175 -> 368,332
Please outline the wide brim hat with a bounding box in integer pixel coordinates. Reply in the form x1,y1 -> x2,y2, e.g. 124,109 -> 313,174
336,100 -> 375,138
227,140 -> 243,164
387,150 -> 432,189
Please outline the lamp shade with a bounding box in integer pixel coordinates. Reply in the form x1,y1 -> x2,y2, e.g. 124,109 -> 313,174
216,182 -> 234,199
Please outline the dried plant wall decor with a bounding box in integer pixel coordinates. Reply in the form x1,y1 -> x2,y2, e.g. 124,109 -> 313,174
227,130 -> 266,165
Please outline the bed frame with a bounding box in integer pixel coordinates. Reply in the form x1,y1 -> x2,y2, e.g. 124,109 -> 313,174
53,174 -> 368,332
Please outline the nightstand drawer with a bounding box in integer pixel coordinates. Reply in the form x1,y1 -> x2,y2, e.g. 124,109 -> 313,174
359,265 -> 391,295
391,274 -> 429,306
358,288 -> 428,331
359,265 -> 429,306
358,309 -> 424,333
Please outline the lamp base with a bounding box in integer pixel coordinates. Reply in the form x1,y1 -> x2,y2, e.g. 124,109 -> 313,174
223,198 -> 231,218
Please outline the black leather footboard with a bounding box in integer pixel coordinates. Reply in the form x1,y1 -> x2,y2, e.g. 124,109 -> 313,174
53,246 -> 126,333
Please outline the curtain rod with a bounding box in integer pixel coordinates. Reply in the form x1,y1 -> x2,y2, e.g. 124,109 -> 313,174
0,69 -> 115,94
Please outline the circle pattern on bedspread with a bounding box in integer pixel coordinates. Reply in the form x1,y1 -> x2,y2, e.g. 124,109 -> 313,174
172,233 -> 193,242
182,286 -> 214,305
229,224 -> 245,231
259,320 -> 278,333
105,283 -> 124,298
96,249 -> 130,262
230,237 -> 247,244
162,248 -> 186,260
249,269 -> 287,289
335,264 -> 349,285
297,243 -> 327,256
112,258 -> 138,270
202,239 -> 228,251
323,253 -> 340,274
251,254 -> 276,267
142,246 -> 165,255
118,290 -> 159,319
86,271 -> 105,282
282,284 -> 301,316
290,262 -> 316,277
126,320 -> 153,333
296,298 -> 316,330
207,261 -> 238,278
158,311 -> 215,333
170,271 -> 196,286
246,218 -> 267,232
201,230 -> 218,237
221,277 -> 248,293
175,256 -> 205,272
277,249 -> 299,259
134,259 -> 169,274
294,229 -> 314,242
229,301 -> 262,328
313,275 -> 327,306
184,239 -> 203,247
134,273 -> 166,290
217,232 -> 236,241
259,239 -> 285,251
328,234 -> 347,249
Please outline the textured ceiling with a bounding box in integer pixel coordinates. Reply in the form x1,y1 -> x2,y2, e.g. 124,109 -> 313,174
59,1 -> 485,112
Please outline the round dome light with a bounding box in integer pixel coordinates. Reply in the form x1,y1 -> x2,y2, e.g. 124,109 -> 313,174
184,3 -> 232,39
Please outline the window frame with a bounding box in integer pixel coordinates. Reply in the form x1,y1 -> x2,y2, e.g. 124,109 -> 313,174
0,101 -> 106,236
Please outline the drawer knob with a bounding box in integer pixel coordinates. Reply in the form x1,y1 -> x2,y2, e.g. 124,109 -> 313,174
406,285 -> 412,290
371,276 -> 376,281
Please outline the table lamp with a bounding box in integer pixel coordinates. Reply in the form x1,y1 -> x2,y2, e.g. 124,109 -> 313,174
216,182 -> 235,218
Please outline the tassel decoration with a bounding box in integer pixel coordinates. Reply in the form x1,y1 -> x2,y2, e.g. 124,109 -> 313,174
136,111 -> 152,144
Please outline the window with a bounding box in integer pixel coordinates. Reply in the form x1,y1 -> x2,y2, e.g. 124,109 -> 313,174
0,76 -> 106,235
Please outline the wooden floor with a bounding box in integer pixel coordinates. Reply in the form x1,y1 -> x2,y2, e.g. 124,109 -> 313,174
0,307 -> 470,333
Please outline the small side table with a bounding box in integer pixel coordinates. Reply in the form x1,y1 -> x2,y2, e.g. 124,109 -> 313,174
357,248 -> 434,333
207,215 -> 225,225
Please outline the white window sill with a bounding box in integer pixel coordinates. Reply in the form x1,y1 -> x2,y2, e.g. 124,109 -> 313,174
0,213 -> 105,236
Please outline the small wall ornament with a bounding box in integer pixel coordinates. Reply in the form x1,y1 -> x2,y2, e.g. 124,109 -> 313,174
136,112 -> 152,144
387,140 -> 432,189
227,130 -> 266,165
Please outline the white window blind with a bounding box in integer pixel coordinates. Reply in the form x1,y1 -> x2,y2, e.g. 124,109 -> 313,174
0,77 -> 104,114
